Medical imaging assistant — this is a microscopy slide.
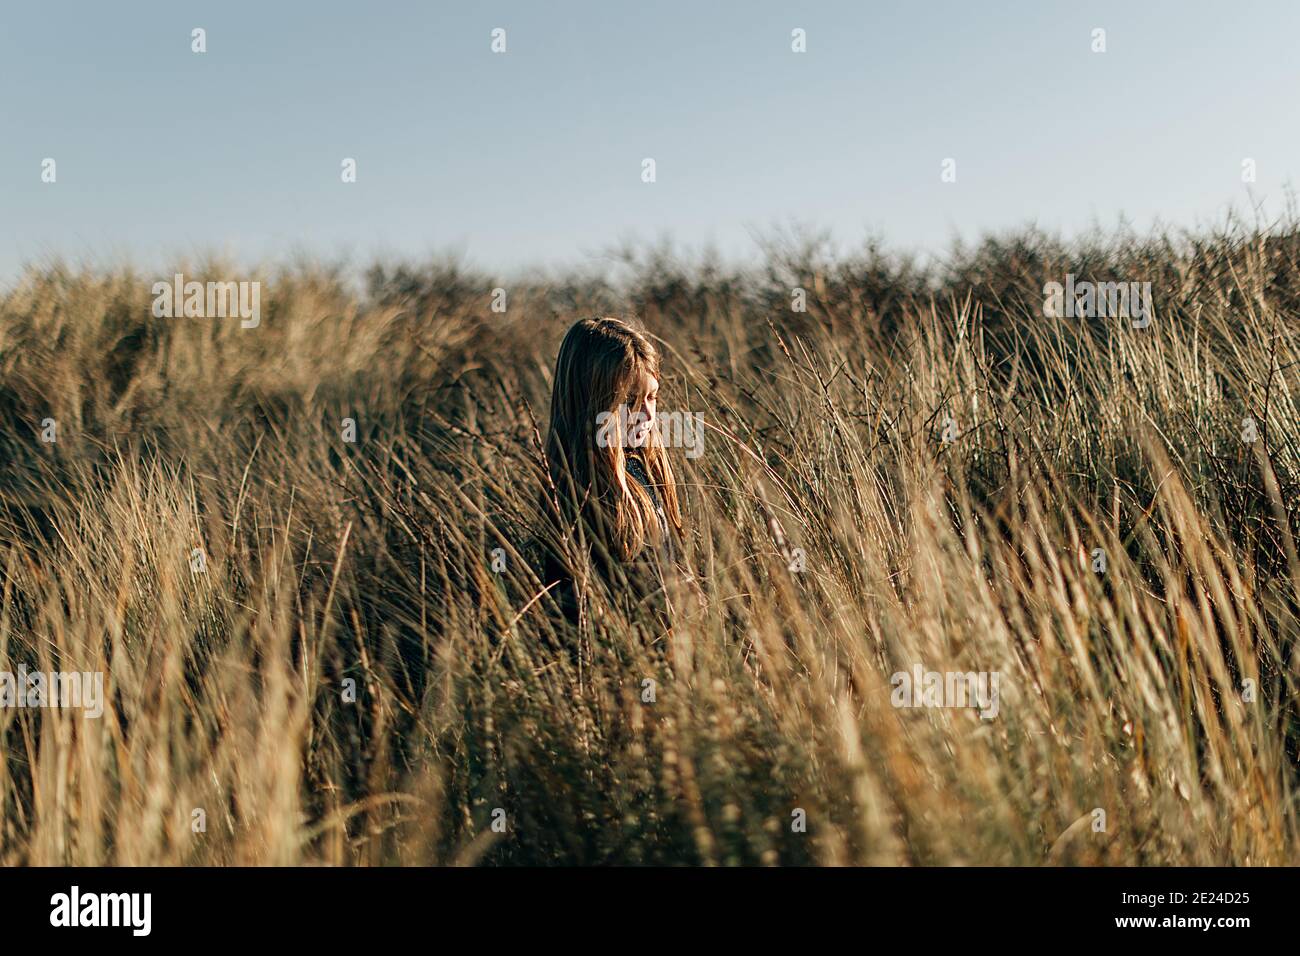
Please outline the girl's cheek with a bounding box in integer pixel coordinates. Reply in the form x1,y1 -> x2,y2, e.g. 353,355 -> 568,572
630,409 -> 653,447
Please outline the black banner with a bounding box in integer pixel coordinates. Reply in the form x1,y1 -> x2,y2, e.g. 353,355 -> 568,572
0,866 -> 1283,942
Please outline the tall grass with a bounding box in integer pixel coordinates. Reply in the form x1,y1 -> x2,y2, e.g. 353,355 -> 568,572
2,220 -> 1299,865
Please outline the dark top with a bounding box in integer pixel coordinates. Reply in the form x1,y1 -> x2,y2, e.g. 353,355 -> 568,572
541,454 -> 675,630
625,454 -> 675,565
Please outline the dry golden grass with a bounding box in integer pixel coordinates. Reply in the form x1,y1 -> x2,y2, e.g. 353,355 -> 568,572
1,224 -> 1298,865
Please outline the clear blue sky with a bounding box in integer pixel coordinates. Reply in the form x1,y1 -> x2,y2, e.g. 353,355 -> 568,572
1,0 -> 1297,281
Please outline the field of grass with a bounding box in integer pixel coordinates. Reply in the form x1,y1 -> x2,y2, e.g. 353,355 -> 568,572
1,221 -> 1299,865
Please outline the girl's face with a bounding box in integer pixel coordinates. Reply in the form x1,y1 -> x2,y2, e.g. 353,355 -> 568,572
626,370 -> 659,449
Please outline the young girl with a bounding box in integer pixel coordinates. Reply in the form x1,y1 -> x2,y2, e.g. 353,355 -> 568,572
541,317 -> 685,630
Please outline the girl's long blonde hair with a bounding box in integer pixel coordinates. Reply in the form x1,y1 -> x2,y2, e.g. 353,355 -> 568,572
545,317 -> 682,562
